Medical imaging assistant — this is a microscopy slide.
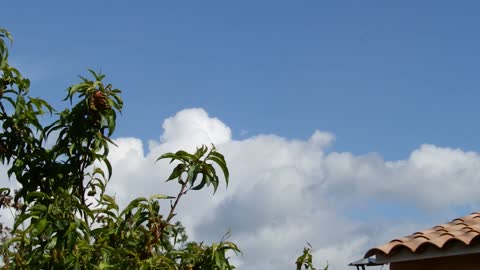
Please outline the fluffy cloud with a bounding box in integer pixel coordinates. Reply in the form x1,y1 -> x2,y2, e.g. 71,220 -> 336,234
4,107 -> 477,269
323,144 -> 480,208
102,108 -> 480,269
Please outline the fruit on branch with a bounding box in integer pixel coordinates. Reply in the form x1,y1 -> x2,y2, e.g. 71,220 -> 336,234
89,91 -> 110,112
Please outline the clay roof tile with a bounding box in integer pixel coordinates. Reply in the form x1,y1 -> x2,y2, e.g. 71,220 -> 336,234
364,212 -> 480,258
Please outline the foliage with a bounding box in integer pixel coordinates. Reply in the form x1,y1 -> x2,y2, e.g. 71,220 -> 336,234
0,28 -> 239,270
0,28 -> 324,269
295,244 -> 328,270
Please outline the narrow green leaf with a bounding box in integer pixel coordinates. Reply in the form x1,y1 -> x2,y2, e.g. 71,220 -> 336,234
207,155 -> 230,186
34,218 -> 48,235
166,163 -> 186,181
148,194 -> 175,201
26,191 -> 51,201
156,152 -> 178,163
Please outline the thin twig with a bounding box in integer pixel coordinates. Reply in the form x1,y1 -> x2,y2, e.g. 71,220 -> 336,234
166,181 -> 188,223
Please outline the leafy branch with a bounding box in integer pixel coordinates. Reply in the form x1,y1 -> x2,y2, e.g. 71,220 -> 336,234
157,145 -> 229,225
296,243 -> 328,270
0,27 -> 326,270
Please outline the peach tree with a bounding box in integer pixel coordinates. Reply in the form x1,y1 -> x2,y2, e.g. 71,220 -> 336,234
0,28 -> 325,270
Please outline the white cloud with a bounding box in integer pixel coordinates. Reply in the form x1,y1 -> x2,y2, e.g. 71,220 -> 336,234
323,144 -> 480,208
155,108 -> 231,152
309,130 -> 335,148
3,107 -> 480,269
102,108 -> 480,269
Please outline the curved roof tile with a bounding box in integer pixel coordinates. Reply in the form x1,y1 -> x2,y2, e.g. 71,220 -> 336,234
364,212 -> 480,258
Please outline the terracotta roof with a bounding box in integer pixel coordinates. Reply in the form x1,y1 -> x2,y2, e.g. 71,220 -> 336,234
364,212 -> 480,258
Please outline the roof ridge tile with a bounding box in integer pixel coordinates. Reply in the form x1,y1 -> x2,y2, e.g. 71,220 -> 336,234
364,211 -> 480,258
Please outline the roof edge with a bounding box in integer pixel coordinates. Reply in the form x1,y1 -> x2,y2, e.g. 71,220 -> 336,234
375,241 -> 480,264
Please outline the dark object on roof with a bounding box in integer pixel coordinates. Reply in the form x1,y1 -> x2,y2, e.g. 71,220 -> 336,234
349,257 -> 383,270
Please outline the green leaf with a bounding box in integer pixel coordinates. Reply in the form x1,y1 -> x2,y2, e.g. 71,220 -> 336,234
101,194 -> 119,212
156,152 -> 178,163
148,194 -> 175,201
187,165 -> 198,184
0,28 -> 13,42
119,197 -> 147,217
66,222 -> 77,235
194,145 -> 208,159
34,218 -> 48,236
211,177 -> 219,193
207,155 -> 230,186
177,150 -> 196,160
13,213 -> 31,230
191,177 -> 207,191
104,158 -> 113,179
166,163 -> 186,181
26,191 -> 52,201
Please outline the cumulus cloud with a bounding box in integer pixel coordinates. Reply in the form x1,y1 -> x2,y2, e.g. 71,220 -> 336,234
323,144 -> 480,208
100,108 -> 480,269
155,108 -> 231,152
3,107 -> 478,269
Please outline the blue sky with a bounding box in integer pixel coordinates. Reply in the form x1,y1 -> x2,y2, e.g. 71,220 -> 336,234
4,1 -> 480,160
3,2 -> 480,268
